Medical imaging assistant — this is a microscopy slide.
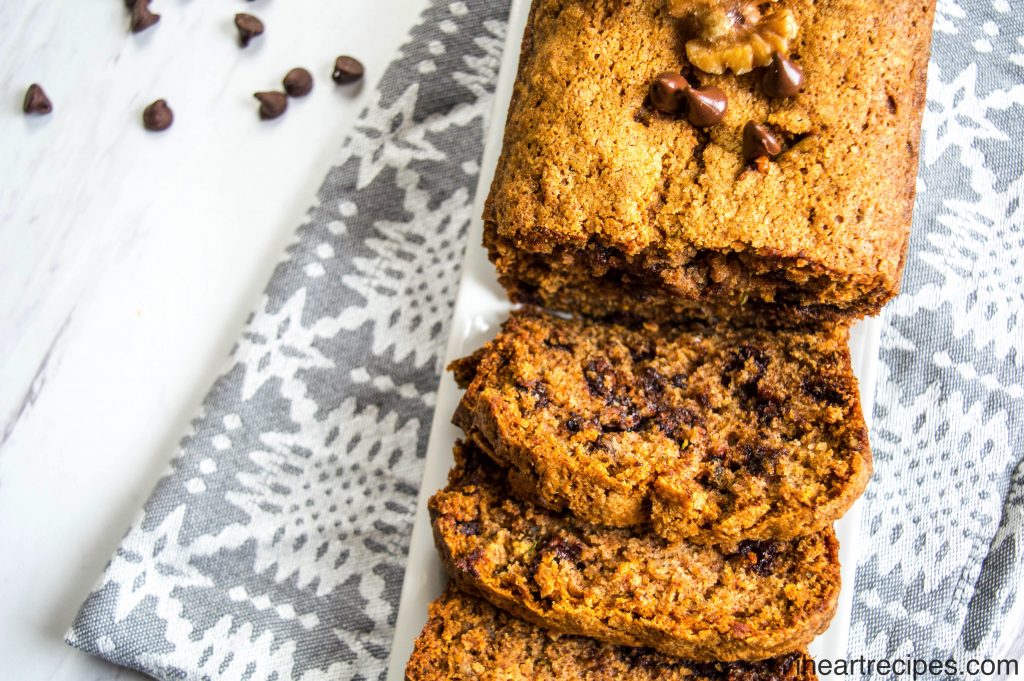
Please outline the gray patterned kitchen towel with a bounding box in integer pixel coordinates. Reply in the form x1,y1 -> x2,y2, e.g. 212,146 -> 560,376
67,0 -> 1022,680
847,0 -> 1024,672
66,1 -> 511,679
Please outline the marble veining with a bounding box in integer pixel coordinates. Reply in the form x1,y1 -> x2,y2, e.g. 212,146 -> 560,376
0,1 -> 425,678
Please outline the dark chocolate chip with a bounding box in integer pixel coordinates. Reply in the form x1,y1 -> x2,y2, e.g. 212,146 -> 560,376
142,99 -> 173,131
737,539 -> 783,576
802,377 -> 847,406
658,406 -> 695,443
23,84 -> 52,115
130,0 -> 160,33
566,417 -> 583,434
742,121 -> 781,162
583,357 -> 615,397
617,647 -> 672,671
454,547 -> 484,578
529,381 -> 550,408
332,56 -> 364,85
639,367 -> 667,394
282,67 -> 313,97
683,85 -> 727,127
762,52 -> 804,98
742,443 -> 780,475
457,520 -> 481,536
254,91 -> 288,120
649,71 -> 688,114
545,536 -> 584,562
235,13 -> 264,47
755,398 -> 782,426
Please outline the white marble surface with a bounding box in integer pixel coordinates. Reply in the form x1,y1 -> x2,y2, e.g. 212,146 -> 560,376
0,1 -> 427,678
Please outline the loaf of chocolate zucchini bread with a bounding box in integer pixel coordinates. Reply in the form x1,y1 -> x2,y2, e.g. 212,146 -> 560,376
484,0 -> 934,322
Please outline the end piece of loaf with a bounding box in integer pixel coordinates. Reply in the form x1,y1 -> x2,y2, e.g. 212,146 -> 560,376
484,0 -> 934,322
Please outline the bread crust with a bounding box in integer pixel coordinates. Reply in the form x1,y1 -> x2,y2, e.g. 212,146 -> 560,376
483,0 -> 936,322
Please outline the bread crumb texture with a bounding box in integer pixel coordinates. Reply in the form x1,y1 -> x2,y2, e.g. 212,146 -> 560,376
450,309 -> 872,545
406,588 -> 819,679
429,442 -> 841,661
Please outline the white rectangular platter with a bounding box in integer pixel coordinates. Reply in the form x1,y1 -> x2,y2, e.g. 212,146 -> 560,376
386,0 -> 880,676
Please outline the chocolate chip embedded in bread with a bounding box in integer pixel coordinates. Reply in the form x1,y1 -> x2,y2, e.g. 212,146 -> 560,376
742,121 -> 782,162
762,52 -> 805,98
683,85 -> 727,126
649,72 -> 688,114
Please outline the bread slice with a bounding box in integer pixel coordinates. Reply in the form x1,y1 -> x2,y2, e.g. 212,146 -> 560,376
407,587 -> 819,680
450,309 -> 871,546
484,0 -> 934,323
429,442 -> 841,662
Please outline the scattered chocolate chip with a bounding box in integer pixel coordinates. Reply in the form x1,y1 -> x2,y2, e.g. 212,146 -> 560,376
742,121 -> 781,162
683,85 -> 727,127
761,52 -> 804,98
142,99 -> 173,131
254,91 -> 288,120
332,56 -> 364,85
23,84 -> 52,115
130,0 -> 160,33
235,13 -> 264,47
649,71 -> 689,114
282,67 -> 313,97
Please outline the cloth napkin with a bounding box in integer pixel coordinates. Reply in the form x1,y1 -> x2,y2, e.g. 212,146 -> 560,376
67,0 -> 1023,679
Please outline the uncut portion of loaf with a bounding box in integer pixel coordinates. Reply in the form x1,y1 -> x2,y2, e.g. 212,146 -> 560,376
406,588 -> 819,680
450,309 -> 871,546
484,0 -> 934,322
430,443 -> 841,662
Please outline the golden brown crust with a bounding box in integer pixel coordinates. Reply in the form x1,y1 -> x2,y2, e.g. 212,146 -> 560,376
449,309 -> 871,546
484,0 -> 935,322
429,442 -> 841,662
407,588 -> 820,680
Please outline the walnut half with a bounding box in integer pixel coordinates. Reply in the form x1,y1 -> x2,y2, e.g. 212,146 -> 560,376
673,1 -> 799,76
